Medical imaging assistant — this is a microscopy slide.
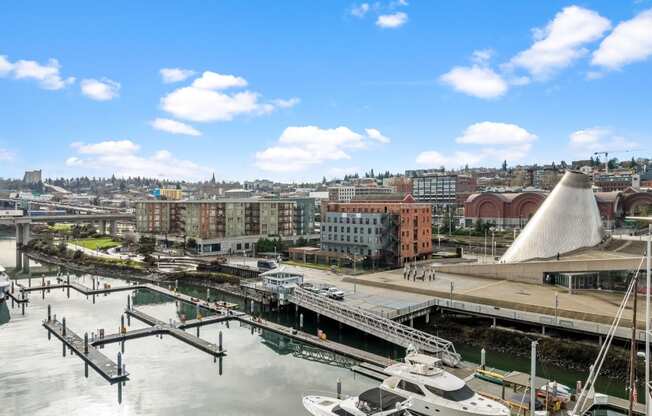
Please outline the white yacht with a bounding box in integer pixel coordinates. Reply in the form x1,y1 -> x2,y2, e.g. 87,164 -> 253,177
303,388 -> 414,416
0,265 -> 10,302
378,351 -> 510,416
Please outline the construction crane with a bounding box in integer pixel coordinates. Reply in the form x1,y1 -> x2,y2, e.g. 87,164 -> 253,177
593,150 -> 634,174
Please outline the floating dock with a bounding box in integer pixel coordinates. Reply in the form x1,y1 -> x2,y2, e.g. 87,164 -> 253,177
43,317 -> 128,384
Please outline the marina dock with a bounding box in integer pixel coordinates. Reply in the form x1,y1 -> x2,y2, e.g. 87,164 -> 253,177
42,317 -> 128,384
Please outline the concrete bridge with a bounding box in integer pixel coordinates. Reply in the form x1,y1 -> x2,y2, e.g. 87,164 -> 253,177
1,212 -> 135,274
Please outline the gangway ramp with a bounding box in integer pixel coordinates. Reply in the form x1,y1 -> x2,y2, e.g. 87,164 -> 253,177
287,287 -> 461,367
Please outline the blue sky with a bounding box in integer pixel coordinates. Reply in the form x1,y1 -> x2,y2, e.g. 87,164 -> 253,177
1,0 -> 651,182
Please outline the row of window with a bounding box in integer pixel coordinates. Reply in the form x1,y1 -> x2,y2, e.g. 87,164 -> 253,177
325,216 -> 378,225
323,225 -> 380,234
324,234 -> 381,244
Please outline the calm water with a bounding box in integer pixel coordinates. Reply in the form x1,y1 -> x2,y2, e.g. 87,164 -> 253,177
0,235 -> 628,415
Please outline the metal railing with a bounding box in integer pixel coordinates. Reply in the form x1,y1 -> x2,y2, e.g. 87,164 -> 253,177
287,287 -> 461,367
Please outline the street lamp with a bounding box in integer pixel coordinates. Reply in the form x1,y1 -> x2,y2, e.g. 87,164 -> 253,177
490,227 -> 496,259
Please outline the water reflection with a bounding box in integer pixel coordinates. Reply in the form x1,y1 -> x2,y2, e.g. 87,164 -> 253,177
0,273 -> 375,415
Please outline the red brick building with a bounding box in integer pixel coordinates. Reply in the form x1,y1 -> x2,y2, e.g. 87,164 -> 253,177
321,194 -> 432,266
465,189 -> 652,230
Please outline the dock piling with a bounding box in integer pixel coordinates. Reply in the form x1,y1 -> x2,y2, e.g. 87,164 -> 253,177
196,326 -> 200,337
337,378 -> 342,399
127,295 -> 131,311
62,317 -> 66,336
84,332 -> 89,354
47,304 -> 51,321
117,352 -> 122,376
299,313 -> 304,329
219,330 -> 223,352
481,348 -> 486,369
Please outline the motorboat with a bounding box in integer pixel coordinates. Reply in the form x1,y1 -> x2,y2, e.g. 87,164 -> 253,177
379,350 -> 511,416
303,387 -> 414,416
0,265 -> 10,302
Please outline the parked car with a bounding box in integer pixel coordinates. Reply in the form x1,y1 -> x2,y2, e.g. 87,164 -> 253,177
257,259 -> 278,271
326,287 -> 344,300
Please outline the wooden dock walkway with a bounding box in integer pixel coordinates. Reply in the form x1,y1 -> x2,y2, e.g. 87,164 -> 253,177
125,307 -> 227,357
43,318 -> 128,384
234,315 -> 395,369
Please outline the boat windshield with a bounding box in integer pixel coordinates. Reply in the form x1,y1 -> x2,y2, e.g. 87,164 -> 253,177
424,384 -> 475,402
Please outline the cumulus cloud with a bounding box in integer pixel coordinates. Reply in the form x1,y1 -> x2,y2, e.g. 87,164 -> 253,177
365,128 -> 391,144
376,12 -> 408,28
150,118 -> 201,136
506,6 -> 611,79
0,55 -> 75,90
255,125 -> 387,172
191,71 -> 248,90
161,87 -> 262,122
569,127 -> 639,154
455,121 -> 537,145
440,65 -> 508,99
160,68 -> 196,83
351,3 -> 370,17
591,9 -> 652,70
80,78 -> 121,101
159,70 -> 297,123
417,122 -> 536,168
66,140 -> 211,180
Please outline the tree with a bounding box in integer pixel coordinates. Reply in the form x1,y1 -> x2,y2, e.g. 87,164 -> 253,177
501,160 -> 508,171
137,236 -> 156,256
607,158 -> 618,170
186,238 -> 197,250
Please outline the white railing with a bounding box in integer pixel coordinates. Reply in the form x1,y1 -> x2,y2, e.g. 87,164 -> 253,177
288,287 -> 461,367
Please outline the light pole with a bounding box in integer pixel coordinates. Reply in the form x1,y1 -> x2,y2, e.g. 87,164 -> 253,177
554,292 -> 559,324
490,227 -> 495,259
437,224 -> 441,249
484,229 -> 487,264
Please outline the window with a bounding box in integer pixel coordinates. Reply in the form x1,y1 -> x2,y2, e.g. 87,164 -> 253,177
398,380 -> 425,396
373,218 -> 377,225
424,385 -> 475,402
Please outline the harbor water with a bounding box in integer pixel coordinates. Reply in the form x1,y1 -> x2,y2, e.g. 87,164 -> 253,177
0,235 -> 629,415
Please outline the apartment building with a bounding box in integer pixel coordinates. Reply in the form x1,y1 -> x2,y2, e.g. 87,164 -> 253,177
327,185 -> 393,202
135,199 -> 303,254
406,171 -> 476,210
320,195 -> 432,266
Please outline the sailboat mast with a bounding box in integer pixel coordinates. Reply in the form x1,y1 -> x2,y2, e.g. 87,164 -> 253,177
631,274 -> 638,416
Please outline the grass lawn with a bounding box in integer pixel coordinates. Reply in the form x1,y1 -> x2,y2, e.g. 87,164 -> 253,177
70,237 -> 121,251
49,224 -> 73,232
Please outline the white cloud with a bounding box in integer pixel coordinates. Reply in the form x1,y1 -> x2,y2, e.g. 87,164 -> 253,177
591,9 -> 652,70
0,148 -> 15,161
272,97 -> 300,108
161,87 -> 262,122
0,55 -> 75,90
191,71 -> 248,90
507,6 -> 611,79
376,12 -> 408,28
80,78 -> 120,101
569,127 -> 639,154
351,3 -> 370,17
417,121 -> 536,168
150,118 -> 201,136
160,68 -> 196,83
0,56 -> 13,76
365,128 -> 390,143
471,49 -> 494,64
255,125 -> 386,172
456,121 -> 537,145
440,65 -> 508,99
66,140 -> 211,180
159,70 -> 296,123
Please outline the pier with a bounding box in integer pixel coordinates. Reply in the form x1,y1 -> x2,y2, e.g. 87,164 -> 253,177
42,316 -> 128,384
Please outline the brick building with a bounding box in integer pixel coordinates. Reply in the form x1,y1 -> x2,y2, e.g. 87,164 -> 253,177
320,195 -> 432,266
465,189 -> 652,230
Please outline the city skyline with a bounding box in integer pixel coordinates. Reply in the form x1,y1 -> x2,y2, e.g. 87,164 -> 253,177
1,1 -> 651,182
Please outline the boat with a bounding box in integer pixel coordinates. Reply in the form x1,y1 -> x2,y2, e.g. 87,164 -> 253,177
303,387 -> 414,415
0,265 -> 10,302
379,349 -> 511,416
